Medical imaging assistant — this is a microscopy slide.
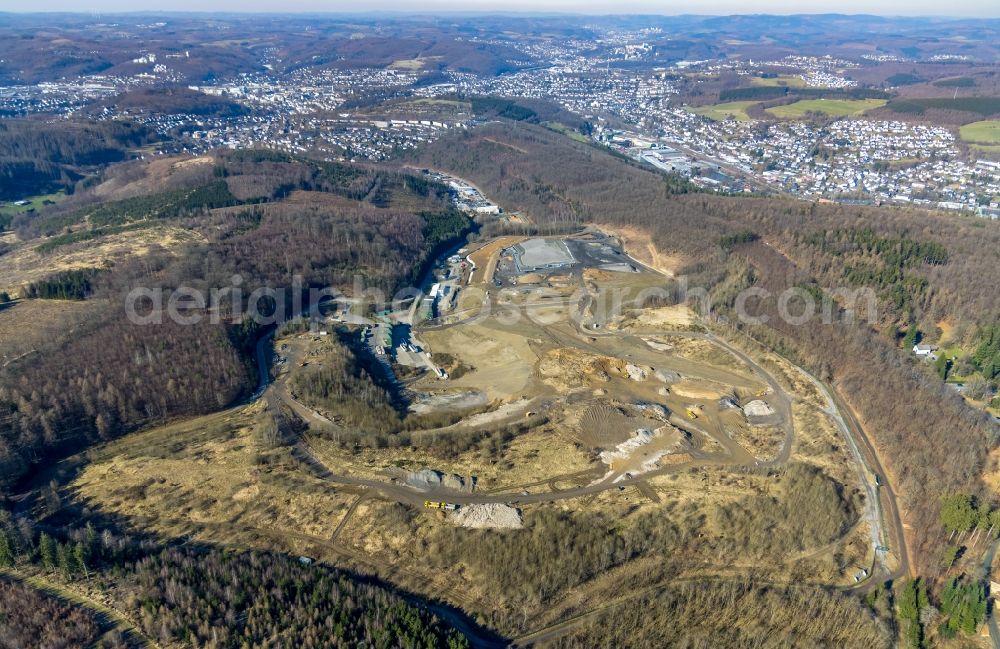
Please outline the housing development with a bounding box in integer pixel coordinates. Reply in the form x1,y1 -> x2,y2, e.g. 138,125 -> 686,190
4,24 -> 999,215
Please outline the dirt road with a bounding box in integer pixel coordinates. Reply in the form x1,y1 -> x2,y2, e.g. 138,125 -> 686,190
250,228 -> 908,646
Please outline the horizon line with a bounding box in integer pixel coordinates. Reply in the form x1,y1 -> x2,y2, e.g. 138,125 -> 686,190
1,10 -> 997,19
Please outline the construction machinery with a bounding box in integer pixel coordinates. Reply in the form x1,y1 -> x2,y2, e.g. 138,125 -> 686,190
424,501 -> 458,511
686,408 -> 699,420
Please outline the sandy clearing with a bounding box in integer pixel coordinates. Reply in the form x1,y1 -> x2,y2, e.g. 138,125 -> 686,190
597,223 -> 684,277
633,304 -> 696,327
467,235 -> 524,285
172,155 -> 214,169
670,380 -> 729,400
421,320 -> 539,400
1,226 -> 203,292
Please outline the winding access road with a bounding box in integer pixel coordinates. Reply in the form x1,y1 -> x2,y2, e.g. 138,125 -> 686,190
251,230 -> 910,646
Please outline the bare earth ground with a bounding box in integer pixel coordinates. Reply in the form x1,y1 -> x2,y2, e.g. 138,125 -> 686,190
0,226 -> 203,294
0,298 -> 105,365
595,223 -> 684,277
75,405 -> 360,544
68,232 -> 878,640
420,319 -> 541,400
467,235 -> 526,285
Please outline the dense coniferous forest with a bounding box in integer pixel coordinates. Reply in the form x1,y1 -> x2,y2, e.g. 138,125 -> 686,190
20,180 -> 240,236
0,513 -> 472,649
0,119 -> 159,200
414,121 -> 1000,577
23,267 -> 107,300
975,325 -> 1000,380
123,548 -> 470,648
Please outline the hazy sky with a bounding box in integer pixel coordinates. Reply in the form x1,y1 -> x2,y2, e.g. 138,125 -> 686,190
5,1 -> 999,17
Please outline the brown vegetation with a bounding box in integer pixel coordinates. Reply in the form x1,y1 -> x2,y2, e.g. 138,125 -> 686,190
545,579 -> 890,649
0,151 -> 470,495
0,578 -> 105,649
415,121 -> 1000,577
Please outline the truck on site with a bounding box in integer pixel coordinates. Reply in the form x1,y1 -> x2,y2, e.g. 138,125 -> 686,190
424,501 -> 459,511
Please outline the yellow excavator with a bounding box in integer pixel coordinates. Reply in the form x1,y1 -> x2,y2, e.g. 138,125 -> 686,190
424,501 -> 458,511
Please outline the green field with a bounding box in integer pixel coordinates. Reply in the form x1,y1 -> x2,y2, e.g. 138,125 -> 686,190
959,120 -> 1000,144
543,121 -> 591,142
689,100 -> 759,122
0,191 -> 66,217
766,98 -> 887,119
750,75 -> 806,88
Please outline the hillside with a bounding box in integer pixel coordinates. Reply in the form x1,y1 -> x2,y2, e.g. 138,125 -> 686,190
0,150 -> 470,496
0,118 -> 159,201
414,121 -> 1000,577
88,87 -> 250,118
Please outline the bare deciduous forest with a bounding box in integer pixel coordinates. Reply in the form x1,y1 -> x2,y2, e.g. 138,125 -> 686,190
0,151 -> 470,496
0,578 -> 105,649
544,579 -> 890,649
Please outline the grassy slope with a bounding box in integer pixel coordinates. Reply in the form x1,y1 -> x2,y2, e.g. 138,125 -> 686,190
689,101 -> 759,122
767,99 -> 887,119
960,120 -> 1000,144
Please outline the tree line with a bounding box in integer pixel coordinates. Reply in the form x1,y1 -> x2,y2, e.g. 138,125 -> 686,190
23,267 -> 106,300
0,510 -> 471,649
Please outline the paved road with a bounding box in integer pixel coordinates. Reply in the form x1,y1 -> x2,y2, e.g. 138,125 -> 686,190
829,383 -> 911,586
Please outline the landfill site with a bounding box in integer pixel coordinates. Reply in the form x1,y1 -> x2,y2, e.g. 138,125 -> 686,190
78,220 -> 887,621
275,226 -> 865,539
406,230 -> 793,495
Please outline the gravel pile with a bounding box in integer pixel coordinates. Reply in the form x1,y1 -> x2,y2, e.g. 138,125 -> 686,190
405,470 -> 471,492
449,504 -> 523,529
626,364 -> 648,381
406,469 -> 443,491
743,399 -> 776,417
654,369 -> 681,383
